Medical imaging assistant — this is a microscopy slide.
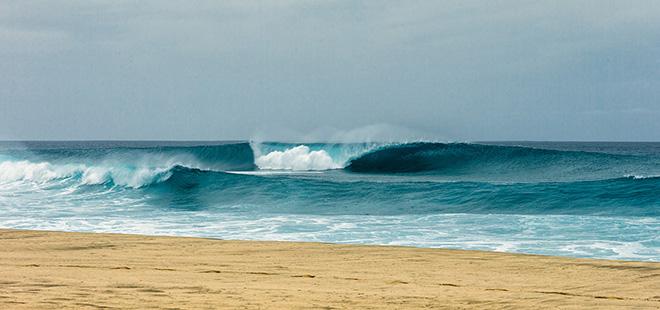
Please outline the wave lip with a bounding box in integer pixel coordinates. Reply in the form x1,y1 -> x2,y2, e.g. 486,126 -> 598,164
346,142 -> 448,173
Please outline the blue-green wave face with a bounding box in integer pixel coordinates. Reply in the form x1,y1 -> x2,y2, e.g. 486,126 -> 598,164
150,168 -> 660,217
0,141 -> 659,261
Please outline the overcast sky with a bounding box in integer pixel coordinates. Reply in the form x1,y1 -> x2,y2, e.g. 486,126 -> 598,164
1,1 -> 659,141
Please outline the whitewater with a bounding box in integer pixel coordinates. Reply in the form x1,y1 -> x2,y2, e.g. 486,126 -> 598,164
0,141 -> 659,261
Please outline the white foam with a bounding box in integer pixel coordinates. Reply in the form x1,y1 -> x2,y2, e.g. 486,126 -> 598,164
0,160 -> 177,188
80,166 -> 110,185
0,160 -> 79,183
625,174 -> 660,180
255,145 -> 341,170
79,166 -> 173,188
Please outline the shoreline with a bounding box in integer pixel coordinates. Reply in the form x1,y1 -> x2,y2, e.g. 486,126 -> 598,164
1,229 -> 658,309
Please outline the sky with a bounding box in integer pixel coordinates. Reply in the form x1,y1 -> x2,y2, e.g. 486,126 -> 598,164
1,1 -> 659,141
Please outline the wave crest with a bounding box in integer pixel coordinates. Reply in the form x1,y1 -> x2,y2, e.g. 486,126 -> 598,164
0,160 -> 79,183
0,142 -> 257,188
0,160 -> 192,188
255,145 -> 341,170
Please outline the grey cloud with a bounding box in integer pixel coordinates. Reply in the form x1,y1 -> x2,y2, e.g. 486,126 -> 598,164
1,1 -> 659,141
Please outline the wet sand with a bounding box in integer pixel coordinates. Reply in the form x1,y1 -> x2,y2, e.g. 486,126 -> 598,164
0,229 -> 658,309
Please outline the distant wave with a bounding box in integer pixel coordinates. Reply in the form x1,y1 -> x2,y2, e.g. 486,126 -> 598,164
624,174 -> 660,180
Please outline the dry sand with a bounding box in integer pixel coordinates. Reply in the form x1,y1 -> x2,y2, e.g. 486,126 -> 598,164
0,229 -> 658,309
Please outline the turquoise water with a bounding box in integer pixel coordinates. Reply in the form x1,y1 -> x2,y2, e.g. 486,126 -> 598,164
0,141 -> 658,261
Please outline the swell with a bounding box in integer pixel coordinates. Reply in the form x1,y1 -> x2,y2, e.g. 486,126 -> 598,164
146,167 -> 660,216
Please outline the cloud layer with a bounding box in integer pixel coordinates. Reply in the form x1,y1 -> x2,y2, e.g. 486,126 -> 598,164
1,1 -> 659,140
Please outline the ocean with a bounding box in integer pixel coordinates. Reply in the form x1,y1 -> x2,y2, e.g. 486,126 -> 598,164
0,141 -> 658,261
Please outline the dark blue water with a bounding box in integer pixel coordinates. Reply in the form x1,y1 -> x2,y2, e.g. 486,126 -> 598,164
0,141 -> 658,260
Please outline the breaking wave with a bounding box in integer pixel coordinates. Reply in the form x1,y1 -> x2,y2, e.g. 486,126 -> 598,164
345,142 -> 627,173
0,160 -> 183,188
2,141 -> 660,188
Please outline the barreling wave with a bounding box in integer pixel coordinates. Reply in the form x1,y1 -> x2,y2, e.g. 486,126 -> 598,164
250,141 -> 660,181
343,142 -> 660,181
347,142 -> 598,173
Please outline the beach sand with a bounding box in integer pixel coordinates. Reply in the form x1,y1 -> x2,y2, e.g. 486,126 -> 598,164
0,229 -> 658,309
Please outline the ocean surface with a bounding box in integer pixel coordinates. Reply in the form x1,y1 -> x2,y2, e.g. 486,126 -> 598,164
0,141 -> 658,261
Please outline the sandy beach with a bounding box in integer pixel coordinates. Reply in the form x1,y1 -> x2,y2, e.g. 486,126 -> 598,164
0,229 -> 658,309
